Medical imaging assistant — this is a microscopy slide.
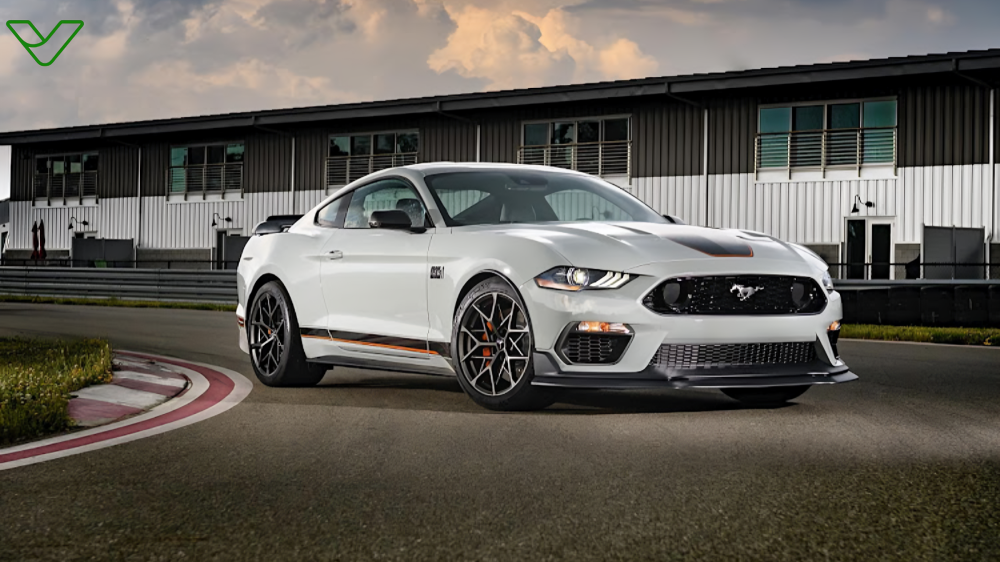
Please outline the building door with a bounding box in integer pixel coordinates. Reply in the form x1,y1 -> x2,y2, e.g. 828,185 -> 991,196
845,218 -> 893,280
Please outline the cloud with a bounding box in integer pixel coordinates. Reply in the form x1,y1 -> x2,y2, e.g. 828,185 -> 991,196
427,6 -> 658,89
1,0 -> 1000,134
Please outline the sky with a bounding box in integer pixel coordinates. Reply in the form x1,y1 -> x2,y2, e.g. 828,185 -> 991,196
1,0 -> 1000,199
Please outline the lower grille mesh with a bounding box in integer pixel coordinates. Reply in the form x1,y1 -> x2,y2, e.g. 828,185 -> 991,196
562,334 -> 630,364
650,342 -> 816,369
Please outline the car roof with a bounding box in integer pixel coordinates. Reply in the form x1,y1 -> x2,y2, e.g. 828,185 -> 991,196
401,162 -> 588,177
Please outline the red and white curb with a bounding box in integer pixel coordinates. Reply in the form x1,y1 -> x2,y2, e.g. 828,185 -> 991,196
69,355 -> 190,427
0,351 -> 252,471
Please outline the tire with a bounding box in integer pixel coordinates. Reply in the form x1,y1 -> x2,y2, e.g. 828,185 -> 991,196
451,277 -> 556,411
247,281 -> 327,387
721,385 -> 810,406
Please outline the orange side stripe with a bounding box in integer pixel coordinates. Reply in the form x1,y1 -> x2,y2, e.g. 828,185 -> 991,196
301,334 -> 439,355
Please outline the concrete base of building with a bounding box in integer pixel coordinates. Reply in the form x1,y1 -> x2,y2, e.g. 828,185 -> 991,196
135,248 -> 213,270
991,244 -> 1000,280
2,249 -> 70,262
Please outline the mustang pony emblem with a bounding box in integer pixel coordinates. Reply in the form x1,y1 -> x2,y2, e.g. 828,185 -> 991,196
730,284 -> 764,301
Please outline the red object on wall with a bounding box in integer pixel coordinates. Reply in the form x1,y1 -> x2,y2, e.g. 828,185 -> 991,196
30,221 -> 39,260
38,219 -> 47,260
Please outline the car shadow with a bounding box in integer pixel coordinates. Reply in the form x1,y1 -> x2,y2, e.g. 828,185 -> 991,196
313,369 -> 783,415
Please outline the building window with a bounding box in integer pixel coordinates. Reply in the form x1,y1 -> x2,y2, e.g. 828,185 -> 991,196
517,117 -> 631,178
326,131 -> 419,188
34,153 -> 99,201
169,143 -> 245,196
756,99 -> 897,176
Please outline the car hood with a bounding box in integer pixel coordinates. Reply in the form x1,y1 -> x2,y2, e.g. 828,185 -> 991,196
458,222 -> 824,272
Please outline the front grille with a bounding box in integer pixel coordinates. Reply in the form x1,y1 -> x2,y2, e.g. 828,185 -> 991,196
650,342 -> 817,369
644,275 -> 827,315
561,333 -> 631,364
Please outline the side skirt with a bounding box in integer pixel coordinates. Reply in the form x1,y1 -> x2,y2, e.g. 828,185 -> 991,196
308,355 -> 456,378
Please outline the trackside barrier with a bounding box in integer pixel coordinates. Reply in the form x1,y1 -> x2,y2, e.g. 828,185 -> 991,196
1,268 -> 999,325
0,267 -> 237,304
833,280 -> 1000,328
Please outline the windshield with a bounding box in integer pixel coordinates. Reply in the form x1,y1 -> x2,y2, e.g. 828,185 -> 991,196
423,169 -> 666,227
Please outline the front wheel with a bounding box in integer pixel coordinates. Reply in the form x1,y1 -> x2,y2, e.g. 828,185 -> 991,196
248,281 -> 327,387
451,278 -> 556,411
721,385 -> 810,406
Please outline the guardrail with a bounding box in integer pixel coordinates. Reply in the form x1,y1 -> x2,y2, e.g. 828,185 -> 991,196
833,279 -> 1000,327
0,267 -> 237,304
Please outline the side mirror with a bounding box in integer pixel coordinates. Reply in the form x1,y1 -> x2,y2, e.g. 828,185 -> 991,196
369,210 -> 416,230
253,220 -> 286,236
662,214 -> 686,225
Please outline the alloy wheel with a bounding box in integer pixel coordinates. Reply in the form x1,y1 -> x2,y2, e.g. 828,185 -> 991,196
458,292 -> 532,396
250,292 -> 286,377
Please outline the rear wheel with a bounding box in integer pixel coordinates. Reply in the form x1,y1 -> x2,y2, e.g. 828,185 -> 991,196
721,385 -> 810,406
452,278 -> 556,411
248,281 -> 327,387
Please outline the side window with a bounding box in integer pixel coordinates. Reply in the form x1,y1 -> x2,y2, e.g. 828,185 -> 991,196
344,179 -> 429,229
544,189 -> 632,222
315,196 -> 347,227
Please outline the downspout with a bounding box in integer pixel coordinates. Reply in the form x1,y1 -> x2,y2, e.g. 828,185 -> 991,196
137,146 -> 142,267
990,88 -> 996,278
703,108 -> 710,228
476,124 -> 481,163
290,136 -> 296,214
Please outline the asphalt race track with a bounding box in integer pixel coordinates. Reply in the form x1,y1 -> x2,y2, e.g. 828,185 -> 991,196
1,302 -> 998,561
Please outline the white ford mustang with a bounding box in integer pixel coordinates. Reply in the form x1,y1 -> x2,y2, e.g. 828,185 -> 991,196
237,163 -> 856,411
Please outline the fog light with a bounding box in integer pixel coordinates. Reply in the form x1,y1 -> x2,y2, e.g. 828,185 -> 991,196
576,321 -> 631,334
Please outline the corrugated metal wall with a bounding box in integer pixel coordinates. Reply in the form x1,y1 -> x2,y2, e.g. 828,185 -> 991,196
899,84 -> 990,167
101,145 -> 139,198
707,82 -> 994,174
141,142 -> 169,197
708,98 -> 756,176
294,129 -> 328,193
632,101 -> 703,177
10,146 -> 33,201
420,116 -> 477,163
245,132 -> 293,193
703,164 -> 992,245
7,199 -> 140,250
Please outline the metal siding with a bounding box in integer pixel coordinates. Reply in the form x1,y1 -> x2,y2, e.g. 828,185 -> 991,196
7,198 -> 139,250
10,146 -> 34,202
899,84 -> 989,167
631,102 -> 703,178
708,98 -> 756,175
295,129 -> 327,193
419,117 -> 476,163
245,132 -> 292,193
141,142 -> 169,197
99,145 -> 139,199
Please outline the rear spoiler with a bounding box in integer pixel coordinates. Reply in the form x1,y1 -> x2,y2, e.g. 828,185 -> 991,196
253,214 -> 304,236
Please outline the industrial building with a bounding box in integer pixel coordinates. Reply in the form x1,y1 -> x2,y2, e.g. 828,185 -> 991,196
1,48 -> 999,278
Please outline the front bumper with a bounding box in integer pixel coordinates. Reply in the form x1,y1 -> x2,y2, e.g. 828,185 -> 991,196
531,350 -> 857,389
520,260 -> 855,388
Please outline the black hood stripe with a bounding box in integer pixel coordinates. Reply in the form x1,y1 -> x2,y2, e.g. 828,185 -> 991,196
665,232 -> 753,257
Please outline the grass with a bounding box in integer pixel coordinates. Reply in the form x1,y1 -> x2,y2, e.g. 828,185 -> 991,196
0,338 -> 114,445
843,324 -> 1000,346
0,294 -> 236,312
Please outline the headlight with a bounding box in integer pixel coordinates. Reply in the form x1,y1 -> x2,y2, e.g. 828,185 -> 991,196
535,267 -> 635,291
821,270 -> 834,292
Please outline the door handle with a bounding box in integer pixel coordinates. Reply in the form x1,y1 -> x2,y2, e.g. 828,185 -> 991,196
327,250 -> 343,260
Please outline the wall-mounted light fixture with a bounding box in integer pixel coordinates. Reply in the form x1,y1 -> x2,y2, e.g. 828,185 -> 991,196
212,213 -> 233,227
851,195 -> 874,214
68,217 -> 89,231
